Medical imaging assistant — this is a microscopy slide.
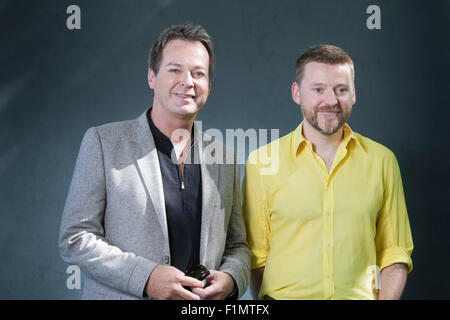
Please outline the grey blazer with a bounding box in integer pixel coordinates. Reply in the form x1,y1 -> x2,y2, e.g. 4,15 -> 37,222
58,109 -> 250,300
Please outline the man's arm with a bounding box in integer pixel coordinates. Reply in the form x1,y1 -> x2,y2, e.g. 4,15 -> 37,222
200,156 -> 251,299
378,263 -> 408,300
251,267 -> 264,299
242,151 -> 272,300
375,152 -> 413,299
59,127 -> 157,298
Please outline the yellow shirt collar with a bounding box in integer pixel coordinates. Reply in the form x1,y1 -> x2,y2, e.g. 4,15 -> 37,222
293,121 -> 364,154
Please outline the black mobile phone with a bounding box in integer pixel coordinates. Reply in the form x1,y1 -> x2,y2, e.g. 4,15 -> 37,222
185,264 -> 210,288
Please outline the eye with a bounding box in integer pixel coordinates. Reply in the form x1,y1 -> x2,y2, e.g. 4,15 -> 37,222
313,88 -> 322,93
169,69 -> 180,73
336,87 -> 348,94
193,71 -> 206,78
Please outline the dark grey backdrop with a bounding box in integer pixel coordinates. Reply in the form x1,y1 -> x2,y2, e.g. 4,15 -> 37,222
1,0 -> 449,299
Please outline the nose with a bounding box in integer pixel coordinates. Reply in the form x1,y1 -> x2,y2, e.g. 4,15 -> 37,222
322,88 -> 338,106
181,70 -> 194,88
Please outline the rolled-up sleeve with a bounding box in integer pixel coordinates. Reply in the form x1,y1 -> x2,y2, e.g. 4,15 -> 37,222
242,151 -> 271,269
375,152 -> 413,273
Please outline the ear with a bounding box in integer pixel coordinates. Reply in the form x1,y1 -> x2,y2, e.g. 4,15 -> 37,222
148,68 -> 156,90
291,81 -> 301,105
352,85 -> 356,105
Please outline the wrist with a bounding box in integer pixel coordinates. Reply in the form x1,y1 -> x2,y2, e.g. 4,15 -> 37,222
224,272 -> 238,299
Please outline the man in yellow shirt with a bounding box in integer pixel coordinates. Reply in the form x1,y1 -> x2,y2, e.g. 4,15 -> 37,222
242,45 -> 413,300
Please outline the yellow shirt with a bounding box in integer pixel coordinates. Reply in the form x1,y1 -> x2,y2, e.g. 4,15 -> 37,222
242,122 -> 413,300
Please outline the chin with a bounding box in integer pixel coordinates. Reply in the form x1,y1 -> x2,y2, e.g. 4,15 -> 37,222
320,123 -> 344,135
320,128 -> 338,136
173,104 -> 200,117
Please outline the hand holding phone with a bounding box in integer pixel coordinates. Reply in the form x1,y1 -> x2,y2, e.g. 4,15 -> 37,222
185,264 -> 211,288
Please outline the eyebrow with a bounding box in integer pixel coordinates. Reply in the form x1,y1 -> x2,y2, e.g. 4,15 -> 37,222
166,62 -> 183,68
165,62 -> 207,70
310,82 -> 350,87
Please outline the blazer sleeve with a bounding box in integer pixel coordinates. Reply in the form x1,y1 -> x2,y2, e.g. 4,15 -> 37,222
58,127 -> 157,298
218,158 -> 251,298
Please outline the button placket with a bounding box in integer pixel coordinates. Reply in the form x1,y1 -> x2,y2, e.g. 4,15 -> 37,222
324,178 -> 334,298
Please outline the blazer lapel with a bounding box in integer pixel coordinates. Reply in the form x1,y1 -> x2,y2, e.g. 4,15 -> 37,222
131,114 -> 219,264
195,122 -> 220,265
132,110 -> 169,246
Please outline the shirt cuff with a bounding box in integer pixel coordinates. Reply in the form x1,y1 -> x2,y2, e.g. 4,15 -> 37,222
251,256 -> 267,269
377,246 -> 413,273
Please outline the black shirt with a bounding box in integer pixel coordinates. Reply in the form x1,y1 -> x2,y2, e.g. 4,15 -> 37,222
147,110 -> 202,273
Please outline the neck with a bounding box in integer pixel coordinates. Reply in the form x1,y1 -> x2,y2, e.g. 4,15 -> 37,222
150,106 -> 195,144
302,120 -> 344,155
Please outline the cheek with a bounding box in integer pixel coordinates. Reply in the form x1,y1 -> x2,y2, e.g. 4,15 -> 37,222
196,83 -> 209,96
338,97 -> 354,108
300,93 -> 318,107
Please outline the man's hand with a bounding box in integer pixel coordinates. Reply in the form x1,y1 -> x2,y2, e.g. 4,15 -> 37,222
144,265 -> 203,300
191,270 -> 235,300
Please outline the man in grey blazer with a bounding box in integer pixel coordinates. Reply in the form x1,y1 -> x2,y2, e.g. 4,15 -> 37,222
59,23 -> 250,300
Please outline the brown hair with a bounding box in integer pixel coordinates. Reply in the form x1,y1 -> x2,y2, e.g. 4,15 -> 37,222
148,22 -> 215,84
295,44 -> 354,84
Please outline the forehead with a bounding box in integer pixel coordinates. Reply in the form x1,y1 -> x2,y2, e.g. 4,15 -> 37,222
160,39 -> 209,68
302,61 -> 353,84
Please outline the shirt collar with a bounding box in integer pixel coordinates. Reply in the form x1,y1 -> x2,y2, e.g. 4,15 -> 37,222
147,108 -> 196,143
147,108 -> 170,141
293,121 -> 364,154
147,108 -> 196,158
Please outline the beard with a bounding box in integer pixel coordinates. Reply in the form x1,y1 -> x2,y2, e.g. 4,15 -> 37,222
301,104 -> 351,136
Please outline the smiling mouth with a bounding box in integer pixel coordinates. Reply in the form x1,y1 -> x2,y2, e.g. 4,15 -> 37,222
317,110 -> 340,121
317,108 -> 341,115
175,93 -> 195,100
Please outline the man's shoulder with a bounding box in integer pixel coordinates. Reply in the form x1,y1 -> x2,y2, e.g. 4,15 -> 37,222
80,114 -> 145,147
94,118 -> 139,137
352,131 -> 397,161
247,130 -> 291,165
77,114 -> 145,154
